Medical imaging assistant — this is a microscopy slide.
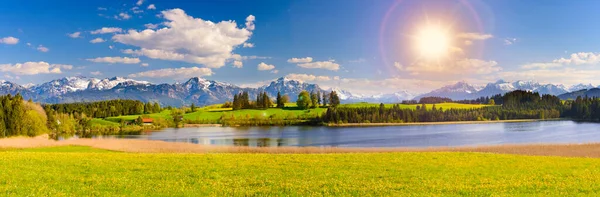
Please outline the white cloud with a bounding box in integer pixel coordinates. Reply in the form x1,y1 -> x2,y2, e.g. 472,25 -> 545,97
67,32 -> 81,38
26,43 -> 31,46
242,43 -> 254,48
285,74 -> 331,82
140,63 -> 149,67
86,57 -> 141,64
90,71 -> 103,76
521,52 -> 600,69
0,62 -> 71,75
132,7 -> 143,14
136,0 -> 144,6
287,57 -> 313,63
230,54 -> 270,61
504,37 -> 517,45
91,27 -> 123,34
90,38 -> 106,43
457,32 -> 493,40
128,67 -> 213,78
394,62 -> 403,70
297,60 -> 340,71
37,45 -> 49,52
147,4 -> 156,10
245,15 -> 255,31
116,13 -> 131,20
0,37 -> 19,45
144,23 -> 158,29
109,45 -> 114,49
271,70 -> 279,74
233,60 -> 243,68
257,62 -> 275,71
113,9 -> 254,68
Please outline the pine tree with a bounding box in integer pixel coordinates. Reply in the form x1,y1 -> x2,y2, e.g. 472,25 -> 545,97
329,91 -> 340,107
317,91 -> 321,106
191,103 -> 197,112
322,92 -> 328,107
276,92 -> 284,108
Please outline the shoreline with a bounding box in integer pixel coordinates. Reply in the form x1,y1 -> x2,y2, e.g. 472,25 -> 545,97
326,119 -> 563,127
2,136 -> 600,157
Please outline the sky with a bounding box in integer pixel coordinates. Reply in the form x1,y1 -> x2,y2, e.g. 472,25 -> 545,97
2,0 -> 600,95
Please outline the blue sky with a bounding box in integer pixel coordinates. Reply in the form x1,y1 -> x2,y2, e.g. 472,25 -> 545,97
2,0 -> 600,94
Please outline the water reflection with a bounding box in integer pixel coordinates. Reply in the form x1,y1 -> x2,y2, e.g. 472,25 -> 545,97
92,120 -> 600,148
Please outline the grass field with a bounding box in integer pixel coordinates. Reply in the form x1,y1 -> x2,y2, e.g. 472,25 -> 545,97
1,146 -> 600,196
341,102 -> 492,110
97,102 -> 491,125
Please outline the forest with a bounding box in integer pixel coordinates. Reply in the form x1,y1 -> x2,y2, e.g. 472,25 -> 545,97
321,90 -> 564,124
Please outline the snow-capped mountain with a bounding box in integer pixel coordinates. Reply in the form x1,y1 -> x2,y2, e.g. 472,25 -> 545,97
418,80 -> 570,100
568,83 -> 595,92
30,76 -> 150,97
258,77 -> 322,101
415,81 -> 479,100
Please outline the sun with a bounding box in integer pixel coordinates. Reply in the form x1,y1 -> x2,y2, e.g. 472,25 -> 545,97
413,24 -> 452,59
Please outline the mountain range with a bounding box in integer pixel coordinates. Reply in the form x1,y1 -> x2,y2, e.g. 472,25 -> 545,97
0,76 -> 598,106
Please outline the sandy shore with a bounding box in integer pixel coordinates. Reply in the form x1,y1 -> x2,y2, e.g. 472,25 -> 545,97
3,135 -> 600,157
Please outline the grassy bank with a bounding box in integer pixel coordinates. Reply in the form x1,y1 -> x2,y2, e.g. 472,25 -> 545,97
1,146 -> 600,196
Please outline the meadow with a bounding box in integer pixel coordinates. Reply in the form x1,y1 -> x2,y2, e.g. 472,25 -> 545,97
96,102 -> 490,125
1,146 -> 600,196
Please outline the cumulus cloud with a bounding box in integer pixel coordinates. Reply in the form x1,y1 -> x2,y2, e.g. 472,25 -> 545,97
521,52 -> 600,69
144,23 -> 158,29
113,9 -> 254,68
0,62 -> 71,75
128,67 -> 213,78
457,32 -> 493,40
285,74 -> 331,82
0,37 -> 19,45
86,57 -> 141,64
245,15 -> 255,31
233,60 -> 243,68
136,0 -> 144,6
90,38 -> 106,43
140,63 -> 149,67
91,27 -> 123,34
67,32 -> 81,38
297,60 -> 340,71
90,71 -> 103,76
116,13 -> 131,20
242,43 -> 254,48
37,45 -> 49,52
147,4 -> 156,10
287,57 -> 313,63
257,62 -> 275,71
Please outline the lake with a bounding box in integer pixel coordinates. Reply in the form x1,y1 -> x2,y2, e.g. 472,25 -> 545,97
97,120 -> 600,148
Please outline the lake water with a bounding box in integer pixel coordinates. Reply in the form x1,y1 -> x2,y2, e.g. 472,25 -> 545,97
98,120 -> 600,148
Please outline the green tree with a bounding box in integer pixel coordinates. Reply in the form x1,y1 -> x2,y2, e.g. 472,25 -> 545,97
171,109 -> 184,128
329,91 -> 340,107
310,91 -> 318,108
276,92 -> 284,108
296,91 -> 311,110
191,103 -> 197,112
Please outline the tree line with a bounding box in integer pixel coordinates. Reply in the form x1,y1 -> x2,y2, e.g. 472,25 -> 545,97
0,94 -> 49,138
45,100 -> 161,118
230,90 -> 341,110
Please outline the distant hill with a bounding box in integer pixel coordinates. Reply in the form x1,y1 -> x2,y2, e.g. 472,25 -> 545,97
558,88 -> 600,100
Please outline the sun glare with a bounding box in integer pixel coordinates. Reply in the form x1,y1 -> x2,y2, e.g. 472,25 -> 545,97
414,24 -> 451,59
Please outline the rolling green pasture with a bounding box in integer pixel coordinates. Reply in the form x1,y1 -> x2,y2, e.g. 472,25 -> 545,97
341,102 -> 492,110
1,146 -> 599,196
95,102 -> 492,125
